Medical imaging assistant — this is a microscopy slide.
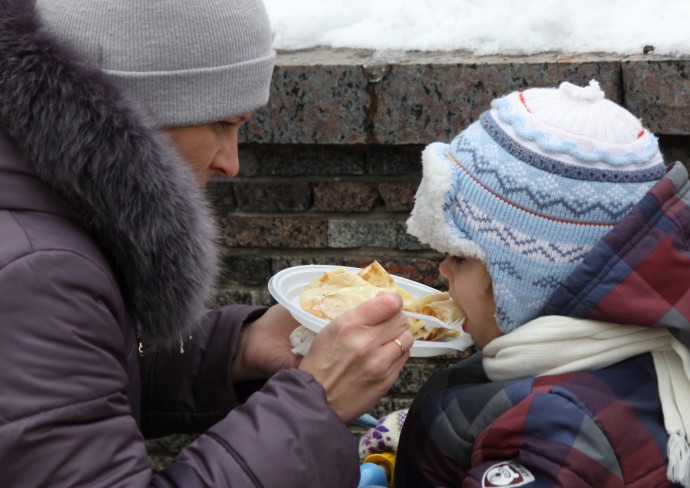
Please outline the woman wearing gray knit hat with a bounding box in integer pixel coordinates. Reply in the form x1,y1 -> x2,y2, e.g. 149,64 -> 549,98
0,0 -> 412,486
388,81 -> 690,487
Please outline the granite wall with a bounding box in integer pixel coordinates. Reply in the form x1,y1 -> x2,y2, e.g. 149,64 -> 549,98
148,48 -> 690,468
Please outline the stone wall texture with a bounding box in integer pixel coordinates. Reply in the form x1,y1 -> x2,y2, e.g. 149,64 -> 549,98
148,48 -> 690,466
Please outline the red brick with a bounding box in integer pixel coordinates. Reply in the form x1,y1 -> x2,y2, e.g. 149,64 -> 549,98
312,181 -> 381,212
220,217 -> 328,248
206,180 -> 236,213
233,182 -> 312,212
379,182 -> 419,211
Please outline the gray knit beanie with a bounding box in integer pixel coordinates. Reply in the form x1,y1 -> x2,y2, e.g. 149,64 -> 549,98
35,0 -> 276,127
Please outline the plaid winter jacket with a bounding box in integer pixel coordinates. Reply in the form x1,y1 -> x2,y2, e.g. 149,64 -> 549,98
394,162 -> 690,487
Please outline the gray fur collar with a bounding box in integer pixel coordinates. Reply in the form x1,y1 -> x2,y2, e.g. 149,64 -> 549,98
0,0 -> 219,346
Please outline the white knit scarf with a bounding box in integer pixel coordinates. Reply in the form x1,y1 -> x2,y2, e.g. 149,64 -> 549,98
482,316 -> 690,487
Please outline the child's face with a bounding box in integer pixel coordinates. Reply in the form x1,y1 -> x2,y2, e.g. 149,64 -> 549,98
439,256 -> 502,349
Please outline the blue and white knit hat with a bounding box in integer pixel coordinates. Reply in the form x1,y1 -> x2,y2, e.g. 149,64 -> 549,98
407,80 -> 666,333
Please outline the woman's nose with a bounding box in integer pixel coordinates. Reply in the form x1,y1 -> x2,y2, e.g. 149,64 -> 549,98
211,125 -> 241,178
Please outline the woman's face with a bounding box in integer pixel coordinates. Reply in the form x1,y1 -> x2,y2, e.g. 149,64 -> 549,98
164,113 -> 251,186
439,256 -> 503,349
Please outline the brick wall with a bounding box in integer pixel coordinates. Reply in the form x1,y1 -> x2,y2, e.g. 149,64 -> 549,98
148,48 -> 690,467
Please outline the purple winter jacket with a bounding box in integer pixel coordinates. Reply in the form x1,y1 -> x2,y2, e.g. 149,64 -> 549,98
0,2 -> 358,487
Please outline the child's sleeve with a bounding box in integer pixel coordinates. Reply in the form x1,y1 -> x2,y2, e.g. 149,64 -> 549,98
395,386 -> 625,487
462,389 -> 621,487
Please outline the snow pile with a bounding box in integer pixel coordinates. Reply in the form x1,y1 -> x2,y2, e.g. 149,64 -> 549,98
263,0 -> 690,55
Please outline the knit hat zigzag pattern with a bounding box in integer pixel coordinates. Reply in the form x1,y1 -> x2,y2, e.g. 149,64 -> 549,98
447,187 -> 593,264
452,119 -> 656,222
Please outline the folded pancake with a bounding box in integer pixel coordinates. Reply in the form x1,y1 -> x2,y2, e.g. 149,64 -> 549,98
299,261 -> 464,341
300,262 -> 409,318
404,292 -> 464,341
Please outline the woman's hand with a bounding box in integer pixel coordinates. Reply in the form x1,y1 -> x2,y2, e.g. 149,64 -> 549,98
231,304 -> 302,382
298,292 -> 414,423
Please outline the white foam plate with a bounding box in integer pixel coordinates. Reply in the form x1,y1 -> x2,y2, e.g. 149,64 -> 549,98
268,264 -> 474,357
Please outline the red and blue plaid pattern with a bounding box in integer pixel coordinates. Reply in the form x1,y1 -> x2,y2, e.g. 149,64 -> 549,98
544,162 -> 690,348
395,354 -> 673,487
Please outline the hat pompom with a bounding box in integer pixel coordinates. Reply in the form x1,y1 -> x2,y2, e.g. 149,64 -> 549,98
559,79 -> 605,102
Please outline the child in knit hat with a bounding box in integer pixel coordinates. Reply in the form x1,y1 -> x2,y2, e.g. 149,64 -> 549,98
380,80 -> 690,487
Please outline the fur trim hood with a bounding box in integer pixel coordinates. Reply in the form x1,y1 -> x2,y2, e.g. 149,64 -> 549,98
0,0 -> 219,346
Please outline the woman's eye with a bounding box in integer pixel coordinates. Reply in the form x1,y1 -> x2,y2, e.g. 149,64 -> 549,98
223,116 -> 248,127
219,113 -> 251,130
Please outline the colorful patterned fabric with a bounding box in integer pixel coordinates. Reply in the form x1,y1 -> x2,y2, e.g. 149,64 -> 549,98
544,162 -> 690,348
395,354 -> 672,487
359,409 -> 408,459
395,162 -> 690,487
